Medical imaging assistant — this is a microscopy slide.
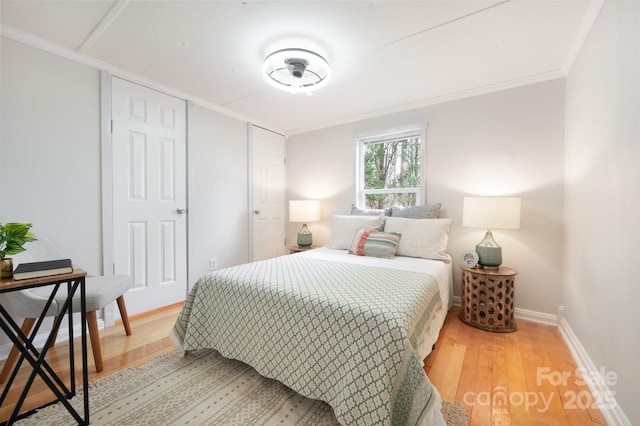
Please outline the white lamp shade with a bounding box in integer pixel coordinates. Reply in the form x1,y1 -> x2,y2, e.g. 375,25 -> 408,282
463,197 -> 521,230
289,200 -> 321,222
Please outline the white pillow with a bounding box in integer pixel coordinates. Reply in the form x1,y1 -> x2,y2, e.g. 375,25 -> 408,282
383,217 -> 452,261
327,214 -> 384,250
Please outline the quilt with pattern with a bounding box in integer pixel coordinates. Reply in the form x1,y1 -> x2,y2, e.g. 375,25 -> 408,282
170,255 -> 443,425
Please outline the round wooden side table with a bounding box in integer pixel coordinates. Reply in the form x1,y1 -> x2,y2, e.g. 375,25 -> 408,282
459,265 -> 518,332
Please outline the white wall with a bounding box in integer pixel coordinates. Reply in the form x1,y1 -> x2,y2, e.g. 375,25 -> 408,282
0,37 -> 252,279
564,0 -> 639,423
287,79 -> 566,317
0,37 -> 104,350
0,38 -> 251,348
1,37 -> 102,273
187,105 -> 249,288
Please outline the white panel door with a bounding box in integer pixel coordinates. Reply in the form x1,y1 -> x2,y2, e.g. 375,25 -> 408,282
112,77 -> 187,315
251,126 -> 286,261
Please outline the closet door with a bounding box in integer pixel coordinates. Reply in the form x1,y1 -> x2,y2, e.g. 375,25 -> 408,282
111,77 -> 188,315
250,125 -> 286,261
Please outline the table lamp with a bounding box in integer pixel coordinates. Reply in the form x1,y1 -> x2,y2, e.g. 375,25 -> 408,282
289,200 -> 321,248
462,197 -> 521,270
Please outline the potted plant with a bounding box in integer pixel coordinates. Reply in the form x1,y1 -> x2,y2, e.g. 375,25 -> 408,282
0,223 -> 36,278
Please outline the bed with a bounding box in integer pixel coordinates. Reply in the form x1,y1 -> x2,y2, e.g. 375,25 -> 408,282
171,214 -> 453,425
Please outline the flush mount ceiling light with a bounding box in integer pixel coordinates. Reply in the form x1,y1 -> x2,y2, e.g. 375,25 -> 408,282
263,48 -> 330,94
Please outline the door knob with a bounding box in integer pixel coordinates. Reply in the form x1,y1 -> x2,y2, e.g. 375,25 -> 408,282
254,210 -> 261,215
176,208 -> 186,214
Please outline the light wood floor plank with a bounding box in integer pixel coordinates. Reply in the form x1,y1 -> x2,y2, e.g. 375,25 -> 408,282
426,307 -> 606,425
0,303 -> 181,421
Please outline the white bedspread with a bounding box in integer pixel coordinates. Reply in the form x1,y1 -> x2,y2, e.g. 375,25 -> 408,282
295,248 -> 453,360
171,250 -> 450,425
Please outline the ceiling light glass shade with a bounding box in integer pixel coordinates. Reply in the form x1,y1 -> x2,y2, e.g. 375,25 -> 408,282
263,48 -> 330,94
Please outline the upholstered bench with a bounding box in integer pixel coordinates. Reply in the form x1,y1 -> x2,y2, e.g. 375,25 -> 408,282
0,237 -> 133,383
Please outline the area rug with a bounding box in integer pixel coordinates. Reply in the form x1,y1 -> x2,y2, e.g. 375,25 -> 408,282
17,349 -> 468,425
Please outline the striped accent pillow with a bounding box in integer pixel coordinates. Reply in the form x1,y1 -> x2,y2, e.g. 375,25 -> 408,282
349,229 -> 402,258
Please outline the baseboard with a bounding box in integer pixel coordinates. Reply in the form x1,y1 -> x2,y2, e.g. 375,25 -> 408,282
558,312 -> 631,425
451,296 -> 558,326
0,317 -> 105,361
450,298 -> 629,423
514,306 -> 557,325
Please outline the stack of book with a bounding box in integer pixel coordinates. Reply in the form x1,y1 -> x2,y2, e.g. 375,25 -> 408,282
13,259 -> 73,281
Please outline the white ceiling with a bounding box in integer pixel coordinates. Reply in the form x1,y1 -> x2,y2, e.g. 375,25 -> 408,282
1,0 -> 599,135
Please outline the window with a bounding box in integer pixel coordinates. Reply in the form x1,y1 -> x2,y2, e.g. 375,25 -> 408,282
356,126 -> 425,209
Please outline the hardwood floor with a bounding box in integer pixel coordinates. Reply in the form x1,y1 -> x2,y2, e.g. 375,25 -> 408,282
0,302 -> 182,423
426,307 -> 607,425
1,303 -> 607,425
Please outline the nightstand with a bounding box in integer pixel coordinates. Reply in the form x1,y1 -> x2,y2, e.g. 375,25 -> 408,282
288,245 -> 316,254
459,265 -> 518,332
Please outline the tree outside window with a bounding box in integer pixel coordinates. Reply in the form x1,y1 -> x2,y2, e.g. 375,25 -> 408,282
357,129 -> 423,209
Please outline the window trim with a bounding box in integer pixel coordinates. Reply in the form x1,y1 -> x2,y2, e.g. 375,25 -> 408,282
354,124 -> 427,209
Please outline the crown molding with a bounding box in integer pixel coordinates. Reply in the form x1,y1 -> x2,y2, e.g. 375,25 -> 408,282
561,0 -> 605,75
286,69 -> 565,136
1,25 -> 281,134
2,17 -> 586,139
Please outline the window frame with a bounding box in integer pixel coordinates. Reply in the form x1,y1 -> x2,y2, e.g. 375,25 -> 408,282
354,124 -> 427,209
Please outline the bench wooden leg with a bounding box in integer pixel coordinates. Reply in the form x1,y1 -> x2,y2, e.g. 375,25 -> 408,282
2,304 -> 130,379
116,295 -> 132,336
0,318 -> 36,384
86,311 -> 103,373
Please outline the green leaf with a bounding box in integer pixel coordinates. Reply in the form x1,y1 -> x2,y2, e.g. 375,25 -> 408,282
0,223 -> 36,259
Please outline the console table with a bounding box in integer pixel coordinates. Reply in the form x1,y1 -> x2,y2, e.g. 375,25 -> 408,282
0,269 -> 89,425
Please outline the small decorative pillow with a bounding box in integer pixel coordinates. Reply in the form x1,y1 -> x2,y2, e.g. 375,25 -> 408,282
349,229 -> 402,258
327,214 -> 385,250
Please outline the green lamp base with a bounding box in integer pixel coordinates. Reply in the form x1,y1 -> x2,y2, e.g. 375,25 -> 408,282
297,224 -> 313,248
476,230 -> 502,270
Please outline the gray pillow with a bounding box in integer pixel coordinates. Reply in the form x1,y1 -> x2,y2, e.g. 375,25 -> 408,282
390,203 -> 441,219
350,205 -> 392,216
